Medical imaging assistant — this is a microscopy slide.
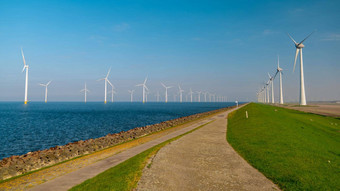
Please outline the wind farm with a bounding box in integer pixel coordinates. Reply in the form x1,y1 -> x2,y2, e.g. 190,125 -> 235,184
0,1 -> 339,191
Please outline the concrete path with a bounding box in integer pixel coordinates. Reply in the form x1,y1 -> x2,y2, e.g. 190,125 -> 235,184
137,109 -> 280,190
29,115 -> 218,191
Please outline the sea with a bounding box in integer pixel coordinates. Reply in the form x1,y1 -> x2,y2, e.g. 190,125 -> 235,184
0,102 -> 235,160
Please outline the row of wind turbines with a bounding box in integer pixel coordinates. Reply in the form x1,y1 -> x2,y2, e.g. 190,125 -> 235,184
258,32 -> 314,105
20,50 -> 228,103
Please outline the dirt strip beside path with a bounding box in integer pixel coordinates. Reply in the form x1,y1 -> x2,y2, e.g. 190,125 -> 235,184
137,108 -> 280,191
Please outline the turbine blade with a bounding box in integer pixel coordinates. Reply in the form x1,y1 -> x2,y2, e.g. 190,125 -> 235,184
299,31 -> 315,44
144,85 -> 149,91
136,84 -> 143,86
106,67 -> 111,78
21,48 -> 26,66
97,78 -> 105,81
46,81 -> 52,86
293,48 -> 300,73
144,76 -> 148,84
107,80 -> 113,87
287,33 -> 297,44
22,66 -> 26,73
161,82 -> 166,88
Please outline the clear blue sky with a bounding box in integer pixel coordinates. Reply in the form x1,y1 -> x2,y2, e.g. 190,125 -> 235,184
0,0 -> 339,102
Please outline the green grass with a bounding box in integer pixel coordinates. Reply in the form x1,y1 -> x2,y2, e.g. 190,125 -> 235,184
227,103 -> 340,191
69,121 -> 213,191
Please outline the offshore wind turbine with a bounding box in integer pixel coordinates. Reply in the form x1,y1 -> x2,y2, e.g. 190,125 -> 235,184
203,92 -> 208,102
21,48 -> 29,104
107,79 -> 115,102
155,91 -> 160,102
98,68 -> 111,103
178,85 -> 184,103
136,77 -> 148,103
189,88 -> 193,103
197,91 -> 202,102
274,56 -> 284,104
161,83 -> 172,103
80,83 -> 90,103
268,73 -> 274,103
128,90 -> 135,102
288,31 -> 314,105
39,81 -> 52,103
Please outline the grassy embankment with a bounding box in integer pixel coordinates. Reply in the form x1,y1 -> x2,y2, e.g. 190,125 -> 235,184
69,121 -> 213,191
227,103 -> 340,190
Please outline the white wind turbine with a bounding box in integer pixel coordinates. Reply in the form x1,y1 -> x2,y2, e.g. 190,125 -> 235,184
268,73 -> 274,103
189,88 -> 193,103
39,81 -> 52,103
98,68 -> 111,103
80,83 -> 90,103
203,92 -> 208,102
21,48 -> 29,104
136,77 -> 148,103
128,90 -> 135,102
288,32 -> 314,105
161,83 -> 172,103
155,91 -> 160,102
197,91 -> 202,102
274,56 -> 284,104
178,85 -> 184,103
107,80 -> 115,102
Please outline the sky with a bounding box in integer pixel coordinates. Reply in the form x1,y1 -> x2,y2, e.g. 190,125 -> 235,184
0,0 -> 339,102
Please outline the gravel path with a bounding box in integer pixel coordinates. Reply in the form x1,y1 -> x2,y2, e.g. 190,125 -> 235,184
137,109 -> 280,191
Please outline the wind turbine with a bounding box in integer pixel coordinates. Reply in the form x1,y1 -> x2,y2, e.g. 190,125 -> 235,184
107,80 -> 115,102
21,48 -> 29,104
197,91 -> 202,102
274,55 -> 284,104
189,88 -> 193,103
268,73 -> 274,104
80,83 -> 90,103
128,90 -> 135,102
203,92 -> 208,102
39,81 -> 52,103
178,85 -> 184,103
98,68 -> 111,103
288,31 -> 314,105
161,83 -> 172,103
136,77 -> 148,103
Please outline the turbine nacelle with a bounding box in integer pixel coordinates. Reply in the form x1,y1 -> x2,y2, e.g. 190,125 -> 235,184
295,43 -> 305,48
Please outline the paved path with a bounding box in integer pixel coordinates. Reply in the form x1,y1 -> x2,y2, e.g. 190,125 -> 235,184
137,109 -> 280,191
29,115 -> 217,191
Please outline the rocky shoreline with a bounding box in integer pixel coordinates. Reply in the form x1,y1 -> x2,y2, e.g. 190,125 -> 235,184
0,106 -> 233,181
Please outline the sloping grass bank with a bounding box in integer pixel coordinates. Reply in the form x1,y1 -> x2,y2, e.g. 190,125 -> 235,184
227,103 -> 340,190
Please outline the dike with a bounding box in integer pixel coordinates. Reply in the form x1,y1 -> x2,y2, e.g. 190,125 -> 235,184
0,106 -> 233,180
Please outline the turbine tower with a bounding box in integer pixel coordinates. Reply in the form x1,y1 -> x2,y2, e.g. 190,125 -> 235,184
288,32 -> 314,105
128,90 -> 135,102
136,77 -> 148,103
268,73 -> 274,104
274,56 -> 284,104
178,85 -> 184,103
161,83 -> 172,103
98,68 -> 111,103
189,88 -> 193,103
107,80 -> 115,102
80,83 -> 90,103
21,48 -> 29,104
39,81 -> 52,103
197,91 -> 202,102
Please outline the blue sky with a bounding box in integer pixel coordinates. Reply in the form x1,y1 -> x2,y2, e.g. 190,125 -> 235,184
0,0 -> 339,102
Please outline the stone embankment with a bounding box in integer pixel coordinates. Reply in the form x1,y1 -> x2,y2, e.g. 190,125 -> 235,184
0,107 -> 232,181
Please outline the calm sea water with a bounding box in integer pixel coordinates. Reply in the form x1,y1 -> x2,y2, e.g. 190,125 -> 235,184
0,102 -> 235,160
